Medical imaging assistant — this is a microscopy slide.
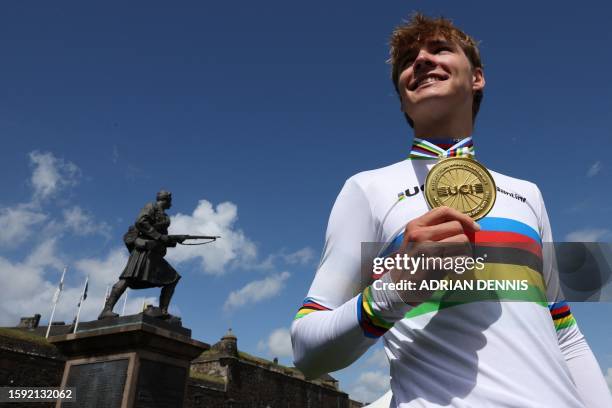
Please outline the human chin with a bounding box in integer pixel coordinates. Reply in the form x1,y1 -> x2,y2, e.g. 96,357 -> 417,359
405,89 -> 455,118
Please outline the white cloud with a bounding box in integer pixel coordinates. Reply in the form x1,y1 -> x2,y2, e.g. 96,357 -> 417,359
74,247 -> 129,288
605,368 -> 612,393
281,247 -> 315,265
0,204 -> 47,246
0,152 -> 95,248
63,206 -> 111,238
349,371 -> 390,404
587,161 -> 602,178
366,348 -> 389,369
0,240 -> 159,327
257,247 -> 316,271
29,151 -> 80,200
223,272 -> 290,311
168,200 -> 257,274
2,152 -> 305,324
565,228 -> 611,242
26,239 -> 64,271
0,239 -> 63,326
257,327 -> 293,360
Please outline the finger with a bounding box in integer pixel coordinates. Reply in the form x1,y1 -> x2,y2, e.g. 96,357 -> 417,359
414,206 -> 480,232
438,235 -> 473,257
422,206 -> 479,230
439,234 -> 471,243
413,220 -> 466,242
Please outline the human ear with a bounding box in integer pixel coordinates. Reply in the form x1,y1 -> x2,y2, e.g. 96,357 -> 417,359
472,67 -> 485,92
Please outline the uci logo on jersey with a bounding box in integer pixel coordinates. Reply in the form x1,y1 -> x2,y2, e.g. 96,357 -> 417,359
437,183 -> 484,196
397,184 -> 424,201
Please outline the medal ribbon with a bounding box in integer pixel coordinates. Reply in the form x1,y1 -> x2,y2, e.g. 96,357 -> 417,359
408,136 -> 474,160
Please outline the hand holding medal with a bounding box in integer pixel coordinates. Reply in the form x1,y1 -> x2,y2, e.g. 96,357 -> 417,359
387,137 -> 495,304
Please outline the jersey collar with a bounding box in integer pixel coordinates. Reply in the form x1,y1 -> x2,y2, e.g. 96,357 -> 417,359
408,136 -> 474,160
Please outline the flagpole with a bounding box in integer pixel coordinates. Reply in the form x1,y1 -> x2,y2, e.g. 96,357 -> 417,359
46,266 -> 67,339
74,275 -> 89,334
121,288 -> 129,316
104,283 -> 111,303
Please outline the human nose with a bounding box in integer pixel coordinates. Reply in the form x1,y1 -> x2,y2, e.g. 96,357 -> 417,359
413,50 -> 435,73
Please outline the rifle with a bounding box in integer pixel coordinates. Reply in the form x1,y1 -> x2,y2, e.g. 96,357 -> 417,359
168,235 -> 221,245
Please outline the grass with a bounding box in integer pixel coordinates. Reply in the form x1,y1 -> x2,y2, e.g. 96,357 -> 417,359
198,349 -> 313,380
189,369 -> 225,384
0,328 -> 55,348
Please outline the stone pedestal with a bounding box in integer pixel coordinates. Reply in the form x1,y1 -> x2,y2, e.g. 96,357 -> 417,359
48,314 -> 209,408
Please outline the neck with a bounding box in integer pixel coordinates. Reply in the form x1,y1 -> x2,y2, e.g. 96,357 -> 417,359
414,119 -> 473,139
412,103 -> 474,139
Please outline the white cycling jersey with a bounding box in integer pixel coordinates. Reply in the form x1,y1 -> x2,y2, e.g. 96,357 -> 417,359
291,138 -> 612,407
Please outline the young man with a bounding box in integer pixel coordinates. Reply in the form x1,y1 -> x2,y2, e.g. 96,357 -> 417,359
291,14 -> 612,407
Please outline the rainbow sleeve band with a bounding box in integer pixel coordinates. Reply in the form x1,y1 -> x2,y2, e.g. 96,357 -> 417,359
549,301 -> 576,331
294,298 -> 330,320
358,286 -> 394,338
295,290 -> 396,339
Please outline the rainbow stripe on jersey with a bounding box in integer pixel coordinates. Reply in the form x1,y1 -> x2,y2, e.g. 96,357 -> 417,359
378,217 -> 549,321
294,298 -> 330,320
549,301 -> 576,331
358,286 -> 394,338
294,216 -> 574,338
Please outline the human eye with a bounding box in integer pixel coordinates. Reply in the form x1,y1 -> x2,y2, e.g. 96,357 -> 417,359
401,59 -> 414,69
435,45 -> 454,54
400,53 -> 417,69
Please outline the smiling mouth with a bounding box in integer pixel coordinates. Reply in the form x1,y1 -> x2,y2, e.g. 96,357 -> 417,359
410,73 -> 449,91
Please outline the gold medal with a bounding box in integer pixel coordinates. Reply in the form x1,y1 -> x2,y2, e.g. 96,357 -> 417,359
425,157 -> 496,220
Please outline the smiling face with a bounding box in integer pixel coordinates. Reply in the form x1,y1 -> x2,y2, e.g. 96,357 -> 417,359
397,37 -> 485,129
389,14 -> 485,131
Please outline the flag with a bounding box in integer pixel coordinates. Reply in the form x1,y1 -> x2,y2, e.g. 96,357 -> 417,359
82,280 -> 88,301
52,267 -> 67,304
46,266 -> 68,339
74,276 -> 89,333
78,277 -> 89,306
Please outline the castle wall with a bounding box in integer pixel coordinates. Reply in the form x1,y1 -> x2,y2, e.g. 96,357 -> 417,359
230,359 -> 349,408
0,330 -> 65,408
1,327 -> 362,408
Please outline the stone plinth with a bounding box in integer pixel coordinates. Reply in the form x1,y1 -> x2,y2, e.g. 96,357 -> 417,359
48,314 -> 209,408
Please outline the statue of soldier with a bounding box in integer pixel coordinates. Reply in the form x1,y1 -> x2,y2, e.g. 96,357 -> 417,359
99,190 -> 183,320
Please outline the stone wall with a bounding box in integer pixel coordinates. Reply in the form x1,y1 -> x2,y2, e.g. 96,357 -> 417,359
0,328 -> 65,408
185,377 -> 227,408
1,325 -> 364,407
188,356 -> 351,408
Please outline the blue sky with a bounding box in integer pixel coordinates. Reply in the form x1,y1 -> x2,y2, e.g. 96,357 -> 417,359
1,1 -> 611,402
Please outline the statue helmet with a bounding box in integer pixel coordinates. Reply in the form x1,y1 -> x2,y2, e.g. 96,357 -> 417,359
156,190 -> 172,201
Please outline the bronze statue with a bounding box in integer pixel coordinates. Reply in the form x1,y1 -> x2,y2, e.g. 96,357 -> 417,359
98,190 -> 219,320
